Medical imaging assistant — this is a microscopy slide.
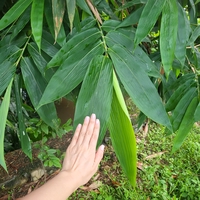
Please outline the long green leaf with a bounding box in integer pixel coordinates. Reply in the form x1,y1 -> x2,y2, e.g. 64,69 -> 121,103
134,0 -> 166,48
0,79 -> 13,172
21,57 -> 58,128
47,28 -> 101,68
38,40 -> 104,107
14,75 -> 32,159
31,0 -> 45,50
175,3 -> 191,66
172,96 -> 198,153
0,0 -> 32,30
108,86 -> 137,187
171,87 -> 197,132
74,55 -> 113,146
52,0 -> 65,41
160,0 -> 178,76
108,44 -> 172,130
194,102 -> 200,122
66,0 -> 76,31
188,25 -> 200,45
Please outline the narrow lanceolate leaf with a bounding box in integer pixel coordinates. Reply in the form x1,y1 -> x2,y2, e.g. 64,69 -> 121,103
108,88 -> 137,187
172,97 -> 198,153
175,4 -> 191,66
31,0 -> 45,50
0,0 -> 33,30
14,75 -> 32,159
38,41 -> 104,107
108,44 -> 172,131
134,0 -> 166,48
194,102 -> 200,122
52,0 -> 65,41
188,25 -> 200,45
21,57 -> 58,128
47,28 -> 100,68
0,79 -> 13,172
160,0 -> 178,76
171,87 -> 197,132
74,55 -> 113,146
66,0 -> 76,31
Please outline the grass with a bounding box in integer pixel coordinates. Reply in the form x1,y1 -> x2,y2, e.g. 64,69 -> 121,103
68,124 -> 200,200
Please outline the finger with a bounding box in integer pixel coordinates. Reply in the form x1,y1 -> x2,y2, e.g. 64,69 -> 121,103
89,119 -> 100,149
82,113 -> 96,145
70,124 -> 82,147
77,116 -> 90,145
94,144 -> 105,168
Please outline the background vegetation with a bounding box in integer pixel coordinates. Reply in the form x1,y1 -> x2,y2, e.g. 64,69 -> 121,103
0,0 -> 200,188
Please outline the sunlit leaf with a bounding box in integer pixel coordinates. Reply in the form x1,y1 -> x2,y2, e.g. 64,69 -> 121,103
160,0 -> 178,76
108,44 -> 172,130
74,55 -> 113,146
14,75 -> 32,159
172,97 -> 198,153
0,0 -> 32,30
31,0 -> 45,50
108,76 -> 137,186
134,0 -> 166,48
0,79 -> 13,172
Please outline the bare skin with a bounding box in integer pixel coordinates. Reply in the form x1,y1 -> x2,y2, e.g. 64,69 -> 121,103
18,114 -> 104,200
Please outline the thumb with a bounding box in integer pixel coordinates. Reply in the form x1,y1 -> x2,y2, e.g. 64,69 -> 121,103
94,145 -> 105,167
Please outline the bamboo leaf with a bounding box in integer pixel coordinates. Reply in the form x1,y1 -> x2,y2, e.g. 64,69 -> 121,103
31,0 -> 45,50
188,25 -> 200,45
175,3 -> 191,66
108,44 -> 172,130
52,0 -> 65,41
160,0 -> 178,76
0,0 -> 33,31
66,0 -> 76,32
194,102 -> 200,122
171,87 -> 197,132
134,0 -> 166,48
38,40 -> 104,107
0,79 -> 13,172
21,57 -> 58,128
74,55 -> 113,146
108,86 -> 137,187
14,75 -> 32,159
172,97 -> 198,153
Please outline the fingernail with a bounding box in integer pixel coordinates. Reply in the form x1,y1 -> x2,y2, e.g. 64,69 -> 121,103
96,119 -> 100,124
85,116 -> 90,122
91,113 -> 96,119
100,145 -> 105,151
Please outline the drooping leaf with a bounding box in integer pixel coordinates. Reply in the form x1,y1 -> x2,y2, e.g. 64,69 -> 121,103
134,0 -> 166,48
74,55 -> 113,146
172,96 -> 198,153
52,0 -> 65,41
47,28 -> 101,68
21,57 -> 58,128
108,44 -> 172,130
31,0 -> 45,50
14,75 -> 32,159
38,40 -> 104,107
175,3 -> 191,66
0,0 -> 33,31
0,79 -> 13,172
66,0 -> 76,31
171,87 -> 197,132
160,0 -> 178,76
108,78 -> 137,187
194,101 -> 200,122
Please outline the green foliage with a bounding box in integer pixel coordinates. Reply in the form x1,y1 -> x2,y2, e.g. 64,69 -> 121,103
0,0 -> 200,187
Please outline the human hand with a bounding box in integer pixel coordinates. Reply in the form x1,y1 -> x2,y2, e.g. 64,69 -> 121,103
61,114 -> 105,186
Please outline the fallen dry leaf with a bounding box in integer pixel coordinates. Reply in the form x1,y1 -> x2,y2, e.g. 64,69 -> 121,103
137,162 -> 143,170
145,151 -> 167,160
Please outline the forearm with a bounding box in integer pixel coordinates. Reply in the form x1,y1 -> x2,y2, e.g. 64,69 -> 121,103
18,171 -> 80,200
